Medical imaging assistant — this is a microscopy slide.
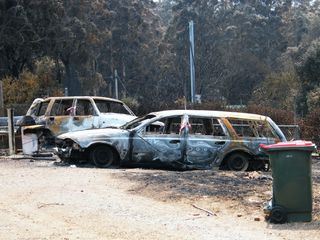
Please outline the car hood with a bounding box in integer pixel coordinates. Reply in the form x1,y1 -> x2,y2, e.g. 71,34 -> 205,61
57,128 -> 129,148
99,113 -> 136,127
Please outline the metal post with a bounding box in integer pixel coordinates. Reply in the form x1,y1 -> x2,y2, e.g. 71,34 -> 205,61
114,69 -> 119,99
64,87 -> 68,96
293,96 -> 299,139
7,108 -> 15,155
122,64 -> 127,98
189,20 -> 196,103
0,81 -> 4,115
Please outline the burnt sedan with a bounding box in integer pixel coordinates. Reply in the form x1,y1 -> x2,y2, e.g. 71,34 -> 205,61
56,110 -> 286,171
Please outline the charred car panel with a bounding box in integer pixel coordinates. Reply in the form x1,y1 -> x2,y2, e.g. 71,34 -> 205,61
56,110 -> 286,171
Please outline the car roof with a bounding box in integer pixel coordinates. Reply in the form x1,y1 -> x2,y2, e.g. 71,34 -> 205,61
149,110 -> 268,121
41,96 -> 124,104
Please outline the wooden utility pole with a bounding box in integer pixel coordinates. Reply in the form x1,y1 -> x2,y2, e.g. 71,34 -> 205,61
7,108 -> 16,155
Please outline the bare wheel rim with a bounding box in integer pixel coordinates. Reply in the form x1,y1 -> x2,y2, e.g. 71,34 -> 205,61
227,153 -> 249,171
90,146 -> 114,168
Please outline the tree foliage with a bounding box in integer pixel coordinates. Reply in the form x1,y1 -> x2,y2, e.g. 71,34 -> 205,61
251,71 -> 300,111
2,70 -> 39,104
2,57 -> 63,105
0,0 -> 319,116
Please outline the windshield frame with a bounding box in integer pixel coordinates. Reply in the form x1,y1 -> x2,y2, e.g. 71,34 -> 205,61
94,99 -> 135,116
120,114 -> 156,130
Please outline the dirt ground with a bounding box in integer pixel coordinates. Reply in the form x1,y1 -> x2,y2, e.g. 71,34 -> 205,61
0,156 -> 320,240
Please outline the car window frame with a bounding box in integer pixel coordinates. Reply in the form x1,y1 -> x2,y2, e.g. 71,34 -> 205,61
93,99 -> 135,116
136,115 -> 182,136
225,117 -> 280,140
74,98 -> 98,116
48,99 -> 75,116
187,116 -> 229,137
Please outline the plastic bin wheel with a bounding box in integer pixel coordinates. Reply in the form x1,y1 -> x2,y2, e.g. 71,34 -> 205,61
270,206 -> 287,224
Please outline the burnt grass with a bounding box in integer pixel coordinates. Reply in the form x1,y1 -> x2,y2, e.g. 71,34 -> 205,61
114,160 -> 320,219
115,170 -> 273,204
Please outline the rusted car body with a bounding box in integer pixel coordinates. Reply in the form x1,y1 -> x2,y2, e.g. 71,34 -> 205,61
56,110 -> 286,171
19,96 -> 136,148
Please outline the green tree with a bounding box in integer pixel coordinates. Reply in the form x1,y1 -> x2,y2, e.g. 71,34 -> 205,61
295,39 -> 320,113
160,0 -> 287,104
251,71 -> 300,111
0,0 -> 40,78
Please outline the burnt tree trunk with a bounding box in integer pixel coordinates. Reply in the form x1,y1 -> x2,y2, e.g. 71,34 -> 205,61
63,60 -> 82,96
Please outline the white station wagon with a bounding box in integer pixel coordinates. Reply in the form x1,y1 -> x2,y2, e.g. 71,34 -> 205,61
56,110 -> 286,171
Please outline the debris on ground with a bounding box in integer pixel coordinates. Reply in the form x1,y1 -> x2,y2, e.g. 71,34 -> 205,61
191,204 -> 217,216
244,171 -> 272,181
37,203 -> 64,209
3,153 -> 57,161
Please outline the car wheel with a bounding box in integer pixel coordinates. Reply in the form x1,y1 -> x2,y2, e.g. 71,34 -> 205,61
90,145 -> 117,168
227,153 -> 250,171
270,206 -> 287,224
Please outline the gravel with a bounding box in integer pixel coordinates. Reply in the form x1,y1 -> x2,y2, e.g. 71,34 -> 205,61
0,157 -> 319,239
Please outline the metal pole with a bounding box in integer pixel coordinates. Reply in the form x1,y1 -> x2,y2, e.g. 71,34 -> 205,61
189,20 -> 196,103
122,64 -> 127,98
0,81 -> 4,115
64,87 -> 68,96
293,96 -> 299,139
114,69 -> 119,99
108,75 -> 113,97
7,108 -> 15,155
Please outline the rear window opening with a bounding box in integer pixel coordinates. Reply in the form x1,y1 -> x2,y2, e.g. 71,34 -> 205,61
94,100 -> 130,115
227,119 -> 277,138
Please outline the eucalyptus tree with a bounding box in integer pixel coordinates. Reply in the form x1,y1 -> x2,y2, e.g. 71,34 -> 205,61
0,0 -> 41,78
160,0 -> 287,104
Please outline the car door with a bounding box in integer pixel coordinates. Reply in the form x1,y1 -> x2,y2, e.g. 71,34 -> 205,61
72,99 -> 99,131
185,117 -> 228,166
131,116 -> 184,164
46,99 -> 75,135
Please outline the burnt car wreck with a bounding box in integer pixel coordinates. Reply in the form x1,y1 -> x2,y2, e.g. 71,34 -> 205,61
18,96 -> 136,152
56,110 -> 286,171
